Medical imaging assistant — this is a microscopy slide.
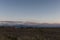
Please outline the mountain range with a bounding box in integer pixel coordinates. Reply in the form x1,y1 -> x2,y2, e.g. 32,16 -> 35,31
0,21 -> 60,28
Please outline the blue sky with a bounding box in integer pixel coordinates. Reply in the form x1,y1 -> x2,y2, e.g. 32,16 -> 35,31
0,0 -> 60,23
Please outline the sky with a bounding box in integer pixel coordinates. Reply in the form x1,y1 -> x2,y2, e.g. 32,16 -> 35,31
0,0 -> 60,23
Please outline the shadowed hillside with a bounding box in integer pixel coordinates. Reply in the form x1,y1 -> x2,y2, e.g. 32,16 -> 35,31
0,27 -> 60,40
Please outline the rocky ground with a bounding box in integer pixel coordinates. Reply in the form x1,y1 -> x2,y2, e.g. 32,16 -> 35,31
0,27 -> 60,40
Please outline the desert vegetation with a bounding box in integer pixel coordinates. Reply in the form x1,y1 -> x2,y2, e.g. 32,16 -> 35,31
0,26 -> 60,40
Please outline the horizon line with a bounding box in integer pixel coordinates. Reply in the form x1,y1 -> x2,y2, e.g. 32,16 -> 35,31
0,21 -> 60,24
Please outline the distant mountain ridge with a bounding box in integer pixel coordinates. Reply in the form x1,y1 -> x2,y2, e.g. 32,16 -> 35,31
0,21 -> 60,28
0,21 -> 40,25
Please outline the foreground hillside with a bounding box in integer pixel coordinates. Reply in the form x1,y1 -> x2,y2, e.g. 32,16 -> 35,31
0,27 -> 60,40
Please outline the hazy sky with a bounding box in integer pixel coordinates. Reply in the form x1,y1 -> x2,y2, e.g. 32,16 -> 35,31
0,0 -> 60,23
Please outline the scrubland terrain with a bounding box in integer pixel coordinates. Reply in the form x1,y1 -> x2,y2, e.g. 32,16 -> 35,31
0,27 -> 60,40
